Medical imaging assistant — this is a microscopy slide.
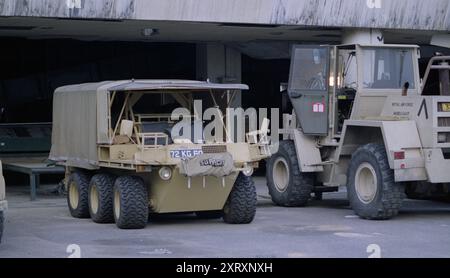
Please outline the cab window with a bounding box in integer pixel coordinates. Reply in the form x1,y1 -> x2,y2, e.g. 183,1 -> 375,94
362,48 -> 415,89
290,48 -> 328,91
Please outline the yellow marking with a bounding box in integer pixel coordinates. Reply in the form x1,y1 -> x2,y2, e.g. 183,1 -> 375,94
442,103 -> 450,112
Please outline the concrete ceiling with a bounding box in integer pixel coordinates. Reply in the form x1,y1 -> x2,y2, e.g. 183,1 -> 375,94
0,16 -> 439,43
0,17 -> 444,59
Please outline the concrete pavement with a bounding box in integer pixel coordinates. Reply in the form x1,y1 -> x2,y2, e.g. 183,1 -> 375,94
0,177 -> 449,258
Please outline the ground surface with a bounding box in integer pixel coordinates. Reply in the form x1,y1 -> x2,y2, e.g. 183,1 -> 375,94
1,177 -> 450,258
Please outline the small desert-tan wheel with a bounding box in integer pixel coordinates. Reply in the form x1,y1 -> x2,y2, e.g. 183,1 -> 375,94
223,173 -> 257,224
67,171 -> 90,218
113,176 -> 148,229
88,173 -> 115,223
355,162 -> 378,204
114,189 -> 121,221
68,181 -> 79,210
273,157 -> 290,193
89,183 -> 99,215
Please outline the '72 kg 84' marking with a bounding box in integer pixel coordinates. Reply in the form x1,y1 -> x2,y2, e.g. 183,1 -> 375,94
170,149 -> 203,159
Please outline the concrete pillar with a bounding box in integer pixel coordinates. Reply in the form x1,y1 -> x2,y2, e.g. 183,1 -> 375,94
342,29 -> 384,45
196,43 -> 242,108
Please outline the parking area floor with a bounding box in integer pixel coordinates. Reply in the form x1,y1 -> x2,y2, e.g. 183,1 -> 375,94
1,177 -> 450,258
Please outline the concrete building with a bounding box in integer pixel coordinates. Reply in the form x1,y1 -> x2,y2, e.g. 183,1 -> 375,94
0,0 -> 449,123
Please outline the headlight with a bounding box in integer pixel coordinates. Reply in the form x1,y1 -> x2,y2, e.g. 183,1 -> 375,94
242,167 -> 254,177
159,167 -> 173,181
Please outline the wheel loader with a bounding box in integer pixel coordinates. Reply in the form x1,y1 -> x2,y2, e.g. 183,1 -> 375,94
266,44 -> 450,219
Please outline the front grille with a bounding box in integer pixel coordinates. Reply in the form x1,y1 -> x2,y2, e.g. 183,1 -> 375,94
202,145 -> 227,154
438,117 -> 450,127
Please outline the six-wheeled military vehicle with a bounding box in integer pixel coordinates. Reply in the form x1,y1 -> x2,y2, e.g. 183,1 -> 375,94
0,160 -> 6,242
50,80 -> 270,229
267,44 -> 450,219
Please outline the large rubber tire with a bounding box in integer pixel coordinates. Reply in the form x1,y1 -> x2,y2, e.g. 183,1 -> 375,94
67,171 -> 91,218
347,143 -> 405,220
113,176 -> 149,229
0,210 -> 4,244
89,173 -> 116,224
195,210 -> 223,219
266,140 -> 314,207
223,174 -> 257,224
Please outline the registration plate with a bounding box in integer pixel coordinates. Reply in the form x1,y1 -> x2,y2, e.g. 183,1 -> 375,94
441,103 -> 450,112
170,149 -> 203,159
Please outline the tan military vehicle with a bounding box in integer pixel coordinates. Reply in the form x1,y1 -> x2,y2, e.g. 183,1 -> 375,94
0,161 -> 6,242
267,44 -> 450,219
50,80 -> 270,229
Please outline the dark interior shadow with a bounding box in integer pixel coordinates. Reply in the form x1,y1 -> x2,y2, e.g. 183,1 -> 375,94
148,212 -> 223,225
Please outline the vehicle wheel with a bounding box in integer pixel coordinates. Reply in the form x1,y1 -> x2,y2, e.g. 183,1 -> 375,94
266,140 -> 314,207
0,211 -> 4,243
113,176 -> 149,229
195,210 -> 223,219
347,143 -> 405,220
223,173 -> 257,224
67,171 -> 91,218
89,173 -> 116,223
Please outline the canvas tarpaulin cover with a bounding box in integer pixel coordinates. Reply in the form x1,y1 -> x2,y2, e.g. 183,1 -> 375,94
48,80 -> 248,170
49,81 -> 116,169
179,153 -> 234,177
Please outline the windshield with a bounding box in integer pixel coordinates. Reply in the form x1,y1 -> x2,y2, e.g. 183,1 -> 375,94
289,47 -> 328,91
362,48 -> 415,89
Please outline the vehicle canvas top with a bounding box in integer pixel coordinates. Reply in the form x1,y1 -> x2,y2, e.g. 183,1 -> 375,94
49,80 -> 250,170
108,80 -> 249,92
55,79 -> 249,95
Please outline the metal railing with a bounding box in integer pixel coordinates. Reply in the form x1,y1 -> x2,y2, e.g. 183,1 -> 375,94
138,132 -> 169,150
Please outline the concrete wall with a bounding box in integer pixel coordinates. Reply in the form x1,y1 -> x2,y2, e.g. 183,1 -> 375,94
0,0 -> 135,19
196,43 -> 242,108
1,0 -> 449,31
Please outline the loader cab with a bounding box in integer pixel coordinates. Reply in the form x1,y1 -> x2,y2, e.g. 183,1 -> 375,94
288,44 -> 420,136
349,45 -> 420,124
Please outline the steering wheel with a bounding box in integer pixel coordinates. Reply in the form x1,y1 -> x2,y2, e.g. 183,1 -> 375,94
307,73 -> 326,90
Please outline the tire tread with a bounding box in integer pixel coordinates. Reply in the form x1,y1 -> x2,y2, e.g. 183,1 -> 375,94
89,173 -> 115,223
347,143 -> 405,220
67,171 -> 90,218
114,176 -> 149,229
223,174 -> 257,224
267,140 -> 313,207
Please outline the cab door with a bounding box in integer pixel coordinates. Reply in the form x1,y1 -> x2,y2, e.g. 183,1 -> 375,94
288,45 -> 330,135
